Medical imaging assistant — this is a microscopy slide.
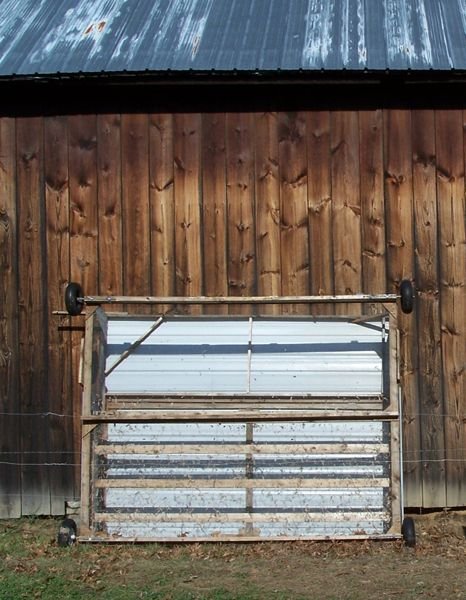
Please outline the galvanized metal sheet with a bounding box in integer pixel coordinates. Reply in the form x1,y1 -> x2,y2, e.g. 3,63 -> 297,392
101,519 -> 390,539
92,420 -> 393,540
108,422 -> 247,443
1,0 -> 466,77
105,317 -> 387,396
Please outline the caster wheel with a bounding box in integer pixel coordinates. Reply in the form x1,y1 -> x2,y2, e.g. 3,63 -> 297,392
402,516 -> 416,547
57,518 -> 77,547
399,280 -> 414,314
65,282 -> 84,316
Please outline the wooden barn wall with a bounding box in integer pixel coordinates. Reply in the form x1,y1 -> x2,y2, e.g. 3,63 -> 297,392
0,108 -> 465,516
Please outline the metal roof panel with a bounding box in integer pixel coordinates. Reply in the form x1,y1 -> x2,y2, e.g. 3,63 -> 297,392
0,0 -> 465,77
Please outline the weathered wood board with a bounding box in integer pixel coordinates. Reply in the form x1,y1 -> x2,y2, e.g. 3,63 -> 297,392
0,117 -> 20,517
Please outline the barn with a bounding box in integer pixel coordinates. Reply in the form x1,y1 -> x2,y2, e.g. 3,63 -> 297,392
0,0 -> 465,522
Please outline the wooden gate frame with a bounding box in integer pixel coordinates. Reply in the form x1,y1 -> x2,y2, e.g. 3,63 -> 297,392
76,299 -> 406,543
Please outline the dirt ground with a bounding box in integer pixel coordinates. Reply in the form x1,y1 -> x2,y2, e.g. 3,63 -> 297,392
0,511 -> 465,599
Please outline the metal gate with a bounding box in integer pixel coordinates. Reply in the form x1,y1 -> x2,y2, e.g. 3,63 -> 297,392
77,310 -> 403,542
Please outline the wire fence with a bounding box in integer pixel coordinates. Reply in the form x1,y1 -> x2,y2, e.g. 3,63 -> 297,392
0,451 -> 465,467
0,410 -> 464,468
1,410 -> 463,420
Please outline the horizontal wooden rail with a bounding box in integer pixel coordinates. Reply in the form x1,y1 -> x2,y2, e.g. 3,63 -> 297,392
94,442 -> 389,455
82,409 -> 399,423
94,477 -> 390,489
93,511 -> 390,524
79,293 -> 399,305
77,533 -> 402,544
64,280 -> 414,314
105,394 -> 386,413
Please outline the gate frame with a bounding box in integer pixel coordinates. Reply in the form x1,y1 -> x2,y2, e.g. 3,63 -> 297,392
76,300 -> 406,543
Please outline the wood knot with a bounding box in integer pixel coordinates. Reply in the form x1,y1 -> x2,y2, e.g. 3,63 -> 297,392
240,252 -> 254,264
0,208 -> 10,228
79,138 -> 97,151
79,178 -> 92,189
385,172 -> 405,186
21,151 -> 37,164
77,257 -> 90,270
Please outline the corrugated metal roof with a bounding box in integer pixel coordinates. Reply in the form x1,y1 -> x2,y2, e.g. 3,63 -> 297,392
1,0 -> 466,77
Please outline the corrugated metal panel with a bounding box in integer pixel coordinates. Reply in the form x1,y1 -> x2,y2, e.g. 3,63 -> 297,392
93,420 -> 392,540
79,310 -> 402,542
1,0 -> 466,77
105,317 -> 387,396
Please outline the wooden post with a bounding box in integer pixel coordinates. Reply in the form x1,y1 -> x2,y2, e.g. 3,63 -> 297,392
80,308 -> 107,535
389,419 -> 402,534
80,310 -> 96,536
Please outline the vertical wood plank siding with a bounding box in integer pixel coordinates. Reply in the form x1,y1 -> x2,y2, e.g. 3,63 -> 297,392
226,113 -> 256,315
331,112 -> 362,316
174,114 -> 203,314
44,116 -> 73,514
279,112 -> 309,315
255,112 -> 281,315
359,110 -> 386,316
0,118 -> 20,517
121,114 -> 151,312
16,118 -> 50,515
384,110 -> 424,507
436,111 -> 466,508
68,115 -> 98,495
307,112 -> 333,314
97,114 -> 123,299
149,113 -> 175,312
202,113 -> 228,314
0,108 -> 464,513
411,110 -> 441,508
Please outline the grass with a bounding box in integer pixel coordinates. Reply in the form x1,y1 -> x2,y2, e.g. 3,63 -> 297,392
0,519 -> 289,600
0,516 -> 465,599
